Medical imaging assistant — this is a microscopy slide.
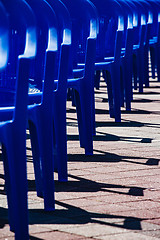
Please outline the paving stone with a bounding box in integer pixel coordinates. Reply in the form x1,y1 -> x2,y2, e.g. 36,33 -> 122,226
94,231 -> 160,240
30,230 -> 96,240
0,225 -> 14,239
50,222 -> 132,238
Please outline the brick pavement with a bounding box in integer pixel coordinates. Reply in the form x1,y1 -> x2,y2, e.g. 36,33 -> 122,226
0,77 -> 160,239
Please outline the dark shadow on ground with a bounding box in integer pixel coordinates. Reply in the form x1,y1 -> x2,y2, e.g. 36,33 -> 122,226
66,108 -> 77,114
0,153 -> 3,162
67,129 -> 154,142
97,118 -> 159,129
95,119 -> 145,128
55,174 -> 145,196
121,108 -> 155,115
133,90 -> 160,95
132,98 -> 154,103
95,130 -> 153,143
30,237 -> 42,240
95,108 -> 154,116
68,150 -> 159,167
0,202 -> 142,239
27,172 -> 145,197
28,200 -> 142,231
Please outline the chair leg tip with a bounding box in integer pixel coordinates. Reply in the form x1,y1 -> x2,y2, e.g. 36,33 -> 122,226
37,192 -> 43,198
44,206 -> 55,211
59,177 -> 68,182
85,151 -> 93,156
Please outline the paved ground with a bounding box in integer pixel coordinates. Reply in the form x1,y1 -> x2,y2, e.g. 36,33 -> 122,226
0,74 -> 160,239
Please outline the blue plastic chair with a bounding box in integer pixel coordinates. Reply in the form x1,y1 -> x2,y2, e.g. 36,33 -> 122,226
150,19 -> 160,81
25,0 -> 57,211
131,1 -> 148,93
95,24 -> 124,122
61,0 -> 98,155
33,0 -> 96,182
133,0 -> 155,89
26,0 -> 72,207
142,1 -> 154,88
86,0 -> 126,122
26,0 -> 71,185
148,1 -> 160,80
46,0 -> 72,53
113,1 -> 135,111
120,15 -> 134,111
0,0 -> 37,239
44,0 -> 72,182
47,0 -> 98,159
25,0 -> 71,209
89,0 -> 122,87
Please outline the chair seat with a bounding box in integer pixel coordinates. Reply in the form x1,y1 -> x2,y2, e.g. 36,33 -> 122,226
94,61 -> 111,70
103,56 -> 114,61
149,37 -> 157,45
0,119 -> 12,127
133,44 -> 139,51
73,68 -> 84,78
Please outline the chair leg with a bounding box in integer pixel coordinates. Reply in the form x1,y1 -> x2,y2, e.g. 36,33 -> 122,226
156,45 -> 160,82
2,144 -> 15,232
28,120 -> 43,197
75,86 -> 96,150
78,84 -> 94,155
138,50 -> 144,93
144,47 -> 149,88
74,89 -> 85,148
53,95 -> 68,182
150,46 -> 156,79
111,63 -> 121,122
3,130 -> 29,240
104,70 -> 115,118
94,70 -> 101,89
124,57 -> 132,111
120,66 -> 125,108
133,53 -> 138,90
36,113 -> 55,210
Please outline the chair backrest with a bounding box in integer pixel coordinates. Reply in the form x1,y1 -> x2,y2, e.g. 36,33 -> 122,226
157,18 -> 160,45
61,0 -> 98,71
117,0 -> 134,48
1,0 -> 37,91
111,12 -> 124,62
89,0 -> 123,59
45,0 -> 72,79
147,0 -> 158,34
0,0 -> 37,123
114,30 -> 123,62
124,15 -> 134,59
130,0 -> 147,46
0,2 -> 9,72
83,2 -> 97,87
137,1 -> 153,46
40,0 -> 71,105
0,2 -> 9,107
141,0 -> 160,39
25,0 -> 58,94
27,0 -> 71,105
55,31 -> 71,97
139,15 -> 147,48
46,0 -> 72,49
